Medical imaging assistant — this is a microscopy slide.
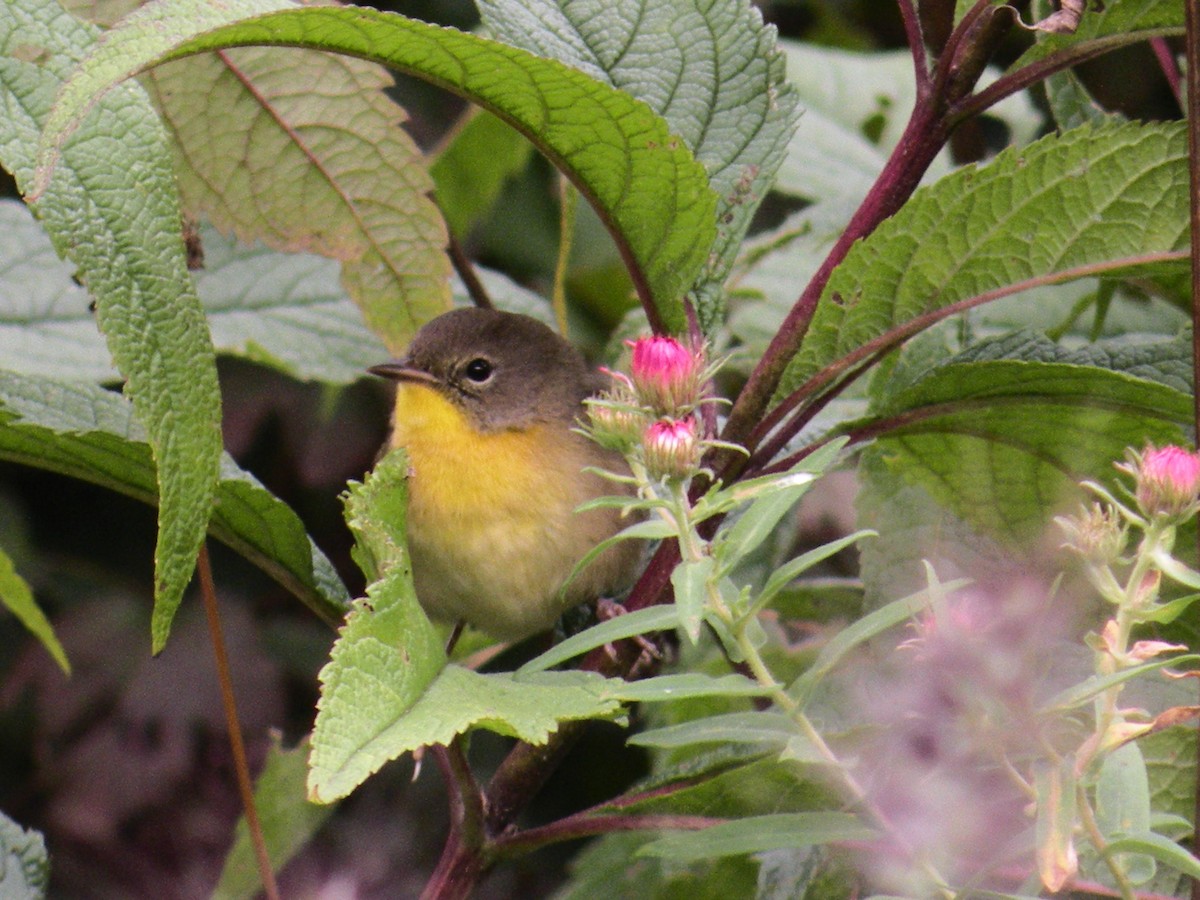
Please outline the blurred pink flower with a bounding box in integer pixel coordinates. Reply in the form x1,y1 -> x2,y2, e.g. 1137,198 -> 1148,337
626,335 -> 704,415
1132,444 -> 1200,519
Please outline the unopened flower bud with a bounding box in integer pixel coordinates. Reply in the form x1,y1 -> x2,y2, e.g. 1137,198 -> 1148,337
1129,445 -> 1200,520
626,335 -> 705,415
586,394 -> 648,452
1057,503 -> 1126,563
642,417 -> 700,481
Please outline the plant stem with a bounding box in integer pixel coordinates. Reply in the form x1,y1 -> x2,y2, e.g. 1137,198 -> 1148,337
1077,785 -> 1137,900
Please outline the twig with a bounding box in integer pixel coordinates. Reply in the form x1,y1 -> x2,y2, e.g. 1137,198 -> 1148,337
198,545 -> 279,900
1151,37 -> 1183,109
447,234 -> 493,309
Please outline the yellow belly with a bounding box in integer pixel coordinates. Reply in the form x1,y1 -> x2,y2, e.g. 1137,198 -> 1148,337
391,383 -> 630,639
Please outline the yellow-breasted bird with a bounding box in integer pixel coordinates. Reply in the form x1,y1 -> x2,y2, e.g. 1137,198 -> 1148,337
370,308 -> 641,641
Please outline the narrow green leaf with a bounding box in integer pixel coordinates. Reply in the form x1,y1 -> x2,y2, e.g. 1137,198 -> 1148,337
672,556 -> 714,643
1043,654 -> 1200,713
1103,832 -> 1200,880
782,122 -> 1190,399
1097,741 -> 1156,885
212,735 -> 334,900
478,0 -> 800,329
518,604 -> 680,674
0,812 -> 48,900
2,0 -> 223,653
637,812 -> 875,862
0,545 -> 68,674
0,370 -> 349,624
36,0 -> 718,329
628,711 -> 796,750
610,672 -> 771,702
309,448 -> 446,801
717,470 -> 820,566
560,515 -> 675,600
147,45 -> 451,352
750,530 -> 875,618
789,578 -> 970,705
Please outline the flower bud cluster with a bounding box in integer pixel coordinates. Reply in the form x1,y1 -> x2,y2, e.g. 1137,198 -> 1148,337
1123,444 -> 1200,521
586,334 -> 709,481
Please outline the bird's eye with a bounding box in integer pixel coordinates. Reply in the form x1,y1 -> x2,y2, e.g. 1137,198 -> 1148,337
464,357 -> 494,383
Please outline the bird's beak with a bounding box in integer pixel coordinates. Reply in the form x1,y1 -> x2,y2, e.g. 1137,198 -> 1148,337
368,361 -> 439,385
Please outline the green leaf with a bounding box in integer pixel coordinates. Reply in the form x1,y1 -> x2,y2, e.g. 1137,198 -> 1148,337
0,544 -> 68,674
1009,0 -> 1183,71
782,121 -> 1190,399
628,711 -> 797,750
673,556 -> 714,643
1096,741 -> 1156,885
35,0 -> 718,332
212,734 -> 334,900
146,44 -> 450,353
518,604 -> 681,674
312,665 -> 625,802
863,340 -> 1191,541
430,108 -> 533,240
716,469 -> 820,568
2,0 -> 223,653
0,200 -> 388,384
1043,654 -> 1200,712
0,812 -> 48,900
637,813 -> 875,862
789,578 -> 970,705
0,369 -> 349,625
477,0 -> 800,330
611,673 -> 771,703
308,447 -> 445,801
1103,832 -> 1200,880
751,531 -> 875,619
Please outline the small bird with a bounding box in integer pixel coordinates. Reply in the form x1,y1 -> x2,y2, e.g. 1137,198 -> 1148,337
370,308 -> 641,641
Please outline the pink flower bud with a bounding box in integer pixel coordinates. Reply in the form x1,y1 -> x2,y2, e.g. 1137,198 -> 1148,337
642,417 -> 700,481
1132,445 -> 1200,519
626,335 -> 704,415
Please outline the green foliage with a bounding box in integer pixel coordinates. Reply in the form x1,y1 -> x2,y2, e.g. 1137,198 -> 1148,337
1,0 -> 222,653
0,544 -> 68,674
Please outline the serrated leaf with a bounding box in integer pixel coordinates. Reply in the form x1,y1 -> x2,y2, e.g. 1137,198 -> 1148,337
0,544 -> 68,674
147,45 -> 450,352
212,734 -> 334,900
477,0 -> 800,330
637,812 -> 875,862
0,811 -> 48,900
865,341 -> 1191,540
782,121 -> 1190,399
0,369 -> 349,624
628,711 -> 796,750
36,0 -> 718,333
311,665 -> 624,802
308,447 -> 445,801
430,108 -> 533,239
518,604 -> 681,674
2,0 -> 223,653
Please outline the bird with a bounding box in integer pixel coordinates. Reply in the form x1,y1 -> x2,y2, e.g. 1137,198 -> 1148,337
369,307 -> 641,641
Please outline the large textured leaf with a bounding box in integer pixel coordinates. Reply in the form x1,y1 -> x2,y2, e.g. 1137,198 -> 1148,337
0,198 -> 387,384
1009,0 -> 1183,70
0,370 -> 349,624
147,46 -> 450,352
477,0 -> 799,331
780,121 -> 1190,401
35,0 -> 718,333
862,332 -> 1191,544
1,0 -> 222,652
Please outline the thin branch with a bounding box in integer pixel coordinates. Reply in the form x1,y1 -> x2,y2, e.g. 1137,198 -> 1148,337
447,234 -> 493,309
897,0 -> 931,98
492,813 -> 722,856
198,545 -> 280,900
1151,36 -> 1184,109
